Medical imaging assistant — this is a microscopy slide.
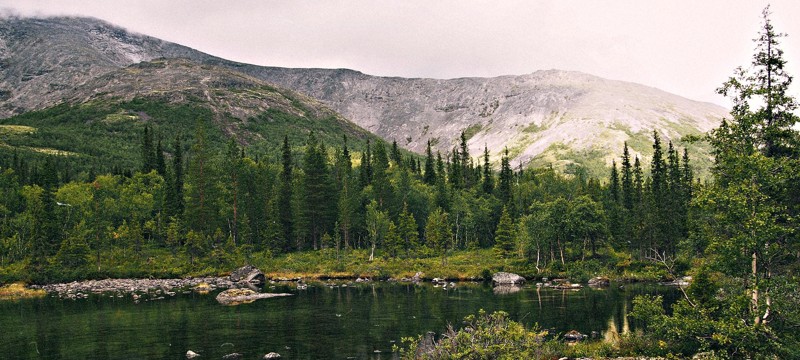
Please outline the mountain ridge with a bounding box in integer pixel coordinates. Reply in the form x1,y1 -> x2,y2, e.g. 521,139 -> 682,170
0,16 -> 728,175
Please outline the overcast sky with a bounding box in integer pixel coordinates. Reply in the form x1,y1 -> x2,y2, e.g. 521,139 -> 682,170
2,0 -> 799,107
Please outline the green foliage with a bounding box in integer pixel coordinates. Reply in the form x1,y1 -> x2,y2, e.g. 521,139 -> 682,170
424,208 -> 453,265
493,206 -> 515,259
396,310 -> 554,360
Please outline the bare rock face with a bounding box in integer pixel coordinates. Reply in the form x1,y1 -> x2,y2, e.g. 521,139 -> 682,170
492,272 -> 525,285
0,17 -> 207,118
230,265 -> 266,285
252,68 -> 729,177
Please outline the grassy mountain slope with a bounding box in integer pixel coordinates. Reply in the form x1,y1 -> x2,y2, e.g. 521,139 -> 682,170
0,58 -> 379,171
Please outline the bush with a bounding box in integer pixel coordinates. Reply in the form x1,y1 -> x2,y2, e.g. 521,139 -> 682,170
396,309 -> 555,359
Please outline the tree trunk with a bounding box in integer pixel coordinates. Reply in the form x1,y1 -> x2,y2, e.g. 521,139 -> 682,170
369,243 -> 375,261
752,251 -> 760,326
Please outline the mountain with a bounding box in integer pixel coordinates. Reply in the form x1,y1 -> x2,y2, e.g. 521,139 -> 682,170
0,16 -> 212,118
0,16 -> 729,176
247,67 -> 728,175
0,57 -> 378,170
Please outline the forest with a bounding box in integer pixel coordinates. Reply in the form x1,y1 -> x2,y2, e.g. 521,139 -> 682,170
0,122 -> 694,282
0,7 -> 798,359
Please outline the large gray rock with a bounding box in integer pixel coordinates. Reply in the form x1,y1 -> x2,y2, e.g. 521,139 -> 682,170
492,272 -> 525,285
263,353 -> 282,359
230,265 -> 266,285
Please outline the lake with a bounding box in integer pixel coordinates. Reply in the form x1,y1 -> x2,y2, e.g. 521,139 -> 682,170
0,281 -> 679,359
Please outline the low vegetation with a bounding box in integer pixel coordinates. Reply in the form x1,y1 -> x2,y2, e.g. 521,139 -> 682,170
0,282 -> 46,300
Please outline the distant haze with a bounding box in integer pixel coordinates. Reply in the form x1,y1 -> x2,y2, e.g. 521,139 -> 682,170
2,0 -> 799,107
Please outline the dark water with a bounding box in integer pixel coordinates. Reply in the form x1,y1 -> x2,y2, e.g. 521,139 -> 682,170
0,282 -> 679,359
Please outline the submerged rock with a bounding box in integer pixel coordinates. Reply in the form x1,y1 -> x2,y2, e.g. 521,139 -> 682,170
229,265 -> 266,285
553,282 -> 583,290
491,272 -> 525,285
215,288 -> 292,306
587,277 -> 610,287
222,353 -> 242,360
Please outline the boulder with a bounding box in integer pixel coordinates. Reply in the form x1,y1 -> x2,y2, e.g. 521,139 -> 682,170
563,330 -> 587,342
263,352 -> 282,359
215,288 -> 293,306
412,272 -> 424,282
230,265 -> 266,285
222,353 -> 242,360
491,272 -> 525,285
186,350 -> 200,359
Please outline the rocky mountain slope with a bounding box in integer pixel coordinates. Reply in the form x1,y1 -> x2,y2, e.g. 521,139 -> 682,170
0,58 -> 378,170
0,16 -> 209,118
0,16 -> 729,175
248,67 -> 728,173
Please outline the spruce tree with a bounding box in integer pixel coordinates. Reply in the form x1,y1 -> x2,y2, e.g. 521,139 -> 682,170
609,160 -> 620,203
425,207 -> 453,266
497,148 -> 513,205
397,203 -> 419,257
360,139 -> 373,187
155,135 -> 166,177
336,136 -> 356,249
278,135 -> 294,252
185,126 -> 215,235
621,143 -> 634,210
459,132 -> 471,188
384,221 -> 401,258
449,146 -> 462,190
371,141 -> 392,209
141,125 -> 155,173
302,132 -> 335,250
171,135 -> 184,218
493,206 -> 516,259
390,140 -> 402,167
225,139 -> 242,245
423,140 -> 436,185
481,145 -> 494,195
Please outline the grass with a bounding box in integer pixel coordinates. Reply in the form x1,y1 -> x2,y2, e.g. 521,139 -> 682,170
258,248 -> 501,281
0,282 -> 46,300
0,125 -> 36,134
462,123 -> 483,140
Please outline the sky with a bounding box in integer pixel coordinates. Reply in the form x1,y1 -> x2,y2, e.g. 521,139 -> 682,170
1,0 -> 799,107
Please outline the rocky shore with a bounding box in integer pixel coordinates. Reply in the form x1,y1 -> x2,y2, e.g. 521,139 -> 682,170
30,276 -> 235,300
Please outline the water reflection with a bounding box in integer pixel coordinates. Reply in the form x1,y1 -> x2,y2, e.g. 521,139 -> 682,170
0,282 -> 678,359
